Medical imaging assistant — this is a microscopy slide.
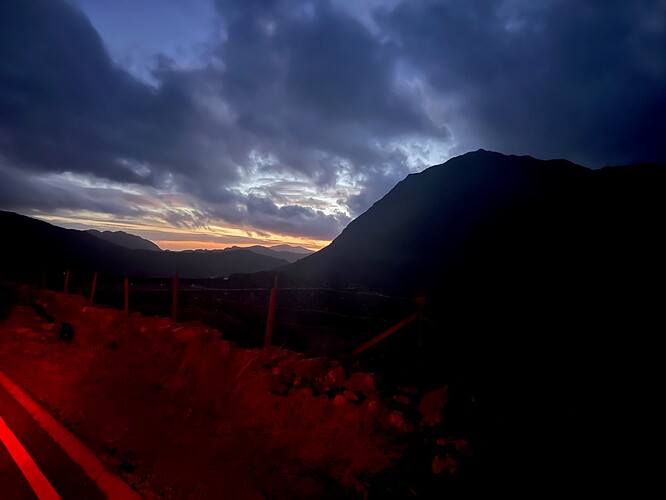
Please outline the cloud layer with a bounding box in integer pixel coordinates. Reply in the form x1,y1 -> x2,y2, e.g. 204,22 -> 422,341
1,0 -> 664,245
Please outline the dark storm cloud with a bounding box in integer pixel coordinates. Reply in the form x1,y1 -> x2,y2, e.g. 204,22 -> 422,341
213,0 -> 443,183
2,0 -> 664,243
384,0 -> 666,166
1,0 -> 437,235
0,0 -> 229,185
0,157 -> 148,216
203,0 -> 448,222
0,0 -> 358,236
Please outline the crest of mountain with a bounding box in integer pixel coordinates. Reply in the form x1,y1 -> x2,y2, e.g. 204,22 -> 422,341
0,211 -> 288,279
281,150 -> 665,483
86,229 -> 161,251
224,245 -> 313,264
286,149 -> 666,298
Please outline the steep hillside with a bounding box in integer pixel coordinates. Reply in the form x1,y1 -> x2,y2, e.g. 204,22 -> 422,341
86,229 -> 161,251
0,211 -> 288,279
286,149 -> 666,297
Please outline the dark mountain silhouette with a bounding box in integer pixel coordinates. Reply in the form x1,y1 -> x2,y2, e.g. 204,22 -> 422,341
284,149 -> 666,489
0,211 -> 288,279
286,149 -> 665,296
224,245 -> 313,263
283,148 -> 666,386
86,229 -> 161,251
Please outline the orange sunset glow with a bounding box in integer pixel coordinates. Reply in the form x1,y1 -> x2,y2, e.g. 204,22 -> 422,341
30,211 -> 330,251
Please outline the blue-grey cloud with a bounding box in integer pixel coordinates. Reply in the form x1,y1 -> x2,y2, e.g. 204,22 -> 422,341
0,0 -> 202,182
384,0 -> 666,167
1,0 -> 665,243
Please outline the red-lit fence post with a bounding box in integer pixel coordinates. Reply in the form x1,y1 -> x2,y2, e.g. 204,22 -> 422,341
264,275 -> 278,350
415,296 -> 426,347
89,272 -> 98,307
63,269 -> 70,294
351,311 -> 420,356
172,272 -> 180,321
41,271 -> 46,290
351,296 -> 426,356
124,278 -> 129,315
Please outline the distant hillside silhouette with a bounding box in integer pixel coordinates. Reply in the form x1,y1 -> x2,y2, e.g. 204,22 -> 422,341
86,229 -> 161,251
0,211 -> 288,279
269,244 -> 314,255
224,245 -> 313,263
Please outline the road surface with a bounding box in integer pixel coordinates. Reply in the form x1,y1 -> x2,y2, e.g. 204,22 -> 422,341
0,383 -> 105,499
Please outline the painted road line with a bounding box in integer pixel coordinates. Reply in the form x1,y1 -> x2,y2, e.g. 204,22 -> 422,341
0,370 -> 142,499
0,415 -> 61,500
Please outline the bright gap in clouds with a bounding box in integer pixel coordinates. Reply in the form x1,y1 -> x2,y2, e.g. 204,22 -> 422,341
32,210 -> 331,251
25,171 -> 335,251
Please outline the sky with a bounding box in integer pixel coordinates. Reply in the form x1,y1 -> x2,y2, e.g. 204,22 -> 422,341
1,0 -> 665,250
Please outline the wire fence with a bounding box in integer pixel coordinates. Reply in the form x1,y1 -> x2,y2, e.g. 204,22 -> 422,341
28,268 -> 423,356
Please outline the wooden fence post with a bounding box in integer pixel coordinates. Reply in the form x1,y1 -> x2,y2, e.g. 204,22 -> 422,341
89,272 -> 98,307
124,278 -> 129,315
264,275 -> 278,350
351,310 -> 421,356
63,270 -> 70,294
171,272 -> 180,321
416,296 -> 426,347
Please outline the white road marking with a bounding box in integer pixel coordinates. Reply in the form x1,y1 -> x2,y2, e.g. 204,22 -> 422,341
0,415 -> 61,500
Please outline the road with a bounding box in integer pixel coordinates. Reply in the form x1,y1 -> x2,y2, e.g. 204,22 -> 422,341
0,383 -> 105,499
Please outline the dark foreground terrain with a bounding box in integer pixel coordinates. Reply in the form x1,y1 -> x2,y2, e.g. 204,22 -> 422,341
2,278 -> 660,497
1,283 -> 473,498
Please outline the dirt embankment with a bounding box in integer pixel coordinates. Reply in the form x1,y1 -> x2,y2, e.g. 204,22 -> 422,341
0,285 -> 464,498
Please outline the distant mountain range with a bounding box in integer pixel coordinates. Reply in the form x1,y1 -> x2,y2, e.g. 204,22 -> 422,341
268,244 -> 313,255
84,229 -> 312,263
224,245 -> 313,263
0,211 -> 291,279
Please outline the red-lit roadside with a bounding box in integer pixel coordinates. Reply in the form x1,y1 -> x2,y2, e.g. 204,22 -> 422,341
0,371 -> 142,499
0,418 -> 42,499
0,415 -> 60,499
